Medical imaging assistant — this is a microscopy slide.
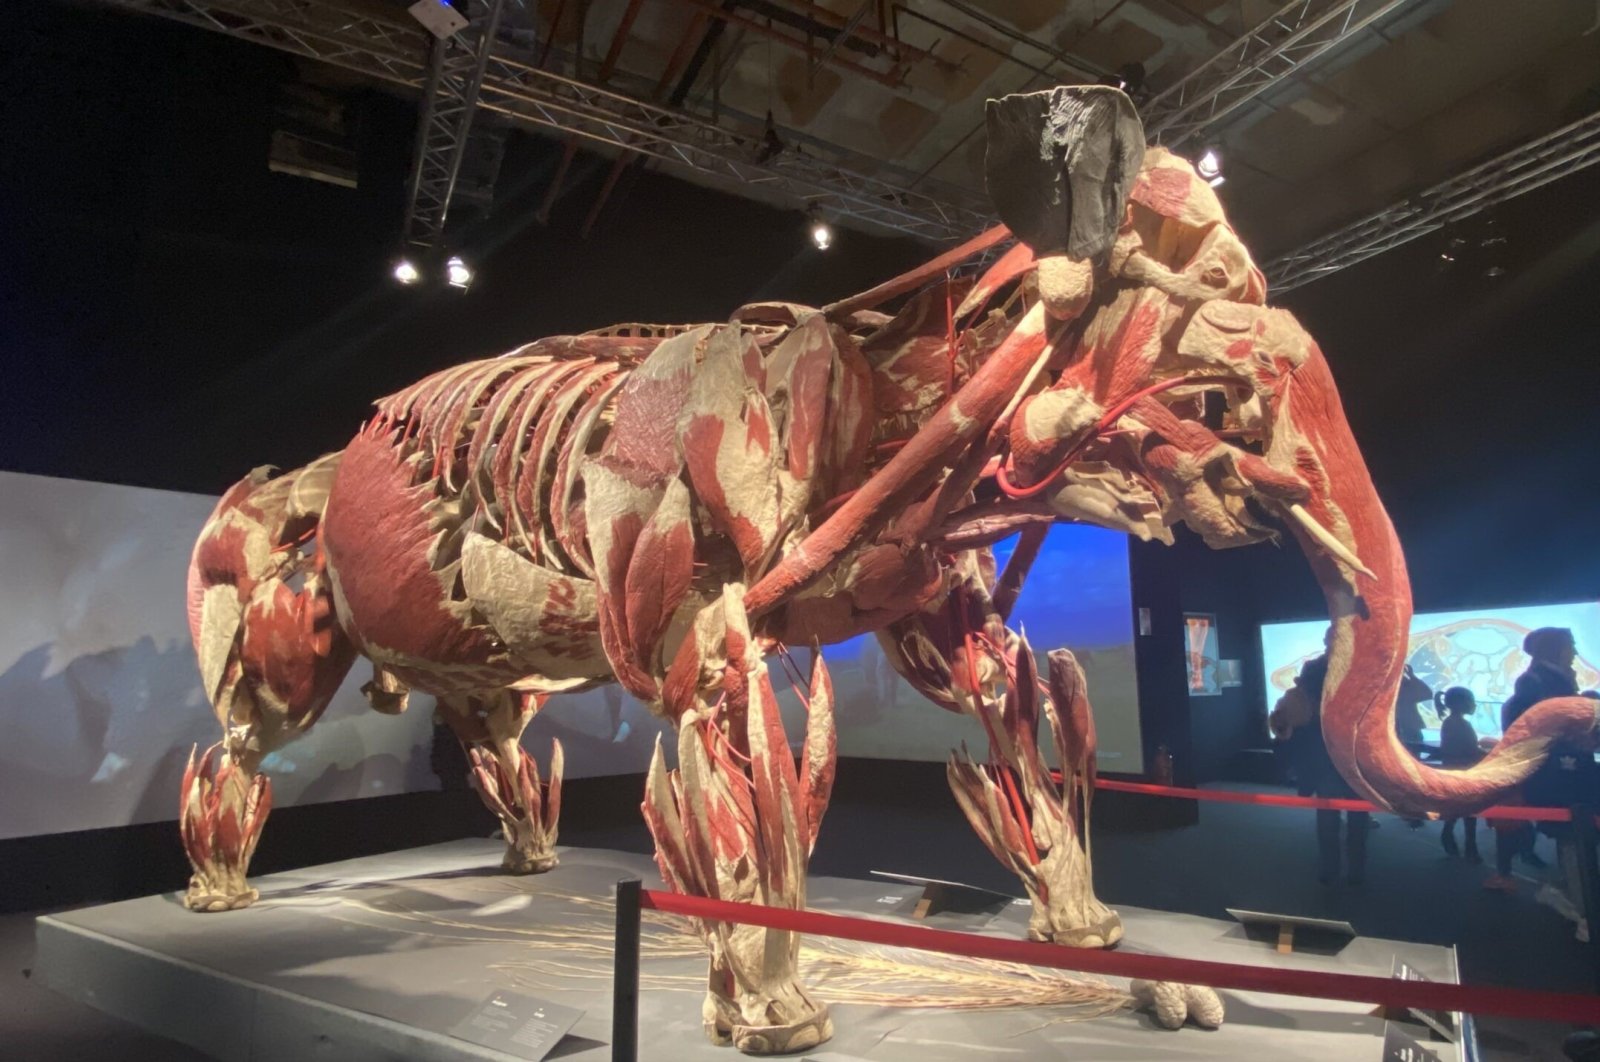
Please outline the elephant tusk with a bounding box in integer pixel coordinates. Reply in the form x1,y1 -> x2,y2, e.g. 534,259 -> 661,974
1285,503 -> 1375,580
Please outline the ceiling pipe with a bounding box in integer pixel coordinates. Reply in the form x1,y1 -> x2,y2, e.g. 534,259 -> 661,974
670,0 -> 908,88
538,0 -> 653,225
537,0 -> 569,68
924,0 -> 1112,81
751,0 -> 951,67
669,1 -> 737,105
598,0 -> 649,79
893,5 -> 1060,81
580,5 -> 723,234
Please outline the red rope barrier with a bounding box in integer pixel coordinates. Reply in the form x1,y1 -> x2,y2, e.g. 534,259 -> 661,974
641,889 -> 1600,1024
1053,775 -> 1576,822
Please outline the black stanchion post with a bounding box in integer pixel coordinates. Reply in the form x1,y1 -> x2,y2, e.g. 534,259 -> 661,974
613,877 -> 641,1062
1570,804 -> 1600,992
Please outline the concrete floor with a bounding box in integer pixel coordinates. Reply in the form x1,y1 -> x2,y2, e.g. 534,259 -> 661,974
3,785 -> 1592,1060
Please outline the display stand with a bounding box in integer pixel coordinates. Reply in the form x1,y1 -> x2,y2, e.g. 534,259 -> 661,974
1227,907 -> 1356,954
868,870 -> 1015,920
37,839 -> 1474,1061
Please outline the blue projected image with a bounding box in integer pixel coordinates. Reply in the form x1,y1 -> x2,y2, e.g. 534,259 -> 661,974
822,524 -> 1142,772
0,471 -> 1145,842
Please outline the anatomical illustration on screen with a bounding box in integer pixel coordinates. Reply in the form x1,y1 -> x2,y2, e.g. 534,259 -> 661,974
1262,602 -> 1600,740
1184,613 -> 1220,697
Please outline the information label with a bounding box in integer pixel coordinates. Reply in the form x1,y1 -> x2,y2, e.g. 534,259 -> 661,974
1393,960 -> 1459,1041
449,989 -> 583,1061
1383,1021 -> 1444,1062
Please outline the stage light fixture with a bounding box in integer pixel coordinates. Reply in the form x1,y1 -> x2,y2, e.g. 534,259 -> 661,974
807,208 -> 833,251
408,0 -> 467,41
1197,147 -> 1224,187
392,259 -> 421,285
446,254 -> 473,290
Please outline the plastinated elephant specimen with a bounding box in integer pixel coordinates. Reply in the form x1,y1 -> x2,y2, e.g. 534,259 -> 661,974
180,86 -> 1596,1054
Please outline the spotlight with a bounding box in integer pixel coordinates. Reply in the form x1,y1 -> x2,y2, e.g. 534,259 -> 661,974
445,254 -> 473,290
392,258 -> 421,285
408,0 -> 468,41
1197,147 -> 1224,187
807,209 -> 832,251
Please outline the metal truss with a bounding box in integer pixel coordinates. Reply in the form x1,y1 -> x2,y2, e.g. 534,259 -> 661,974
97,0 -> 989,241
1265,106 -> 1600,291
1142,0 -> 1419,149
402,0 -> 506,253
472,55 -> 989,239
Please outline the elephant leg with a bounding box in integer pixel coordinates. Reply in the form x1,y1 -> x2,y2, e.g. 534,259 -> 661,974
878,559 -> 1121,947
949,639 -> 1122,947
183,454 -> 357,912
180,740 -> 272,912
180,650 -> 345,912
640,584 -> 837,1055
441,690 -> 563,874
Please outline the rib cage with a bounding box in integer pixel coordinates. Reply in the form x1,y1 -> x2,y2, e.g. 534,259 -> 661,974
363,321 -> 807,586
368,334 -> 655,581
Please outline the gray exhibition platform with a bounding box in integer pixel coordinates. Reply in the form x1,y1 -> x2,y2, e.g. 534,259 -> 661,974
36,839 -> 1469,1061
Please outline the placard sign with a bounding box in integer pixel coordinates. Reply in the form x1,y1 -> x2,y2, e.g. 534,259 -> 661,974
1393,960 -> 1459,1041
449,989 -> 583,1061
1383,1021 -> 1444,1062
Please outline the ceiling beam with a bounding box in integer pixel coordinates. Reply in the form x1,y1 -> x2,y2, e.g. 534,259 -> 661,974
1142,0 -> 1421,149
1265,106 -> 1600,291
94,0 -> 988,242
400,0 -> 506,254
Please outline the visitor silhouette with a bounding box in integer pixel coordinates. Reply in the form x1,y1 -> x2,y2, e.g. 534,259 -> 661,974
1274,627 -> 1369,885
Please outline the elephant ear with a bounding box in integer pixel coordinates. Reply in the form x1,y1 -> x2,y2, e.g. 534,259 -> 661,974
985,85 -> 1145,261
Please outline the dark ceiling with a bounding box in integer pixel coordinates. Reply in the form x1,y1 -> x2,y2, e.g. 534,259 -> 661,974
4,0 -> 1600,610
469,0 -> 1600,255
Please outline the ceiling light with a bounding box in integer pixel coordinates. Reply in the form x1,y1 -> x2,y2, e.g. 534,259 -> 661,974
408,0 -> 467,41
1206,174 -> 1225,189
1197,147 -> 1222,181
807,208 -> 833,251
445,254 -> 473,290
392,258 -> 421,285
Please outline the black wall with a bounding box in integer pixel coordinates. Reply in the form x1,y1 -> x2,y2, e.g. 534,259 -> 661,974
1176,155 -> 1600,782
1166,535 -> 1270,784
5,2 -> 1600,897
1,4 -> 929,495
